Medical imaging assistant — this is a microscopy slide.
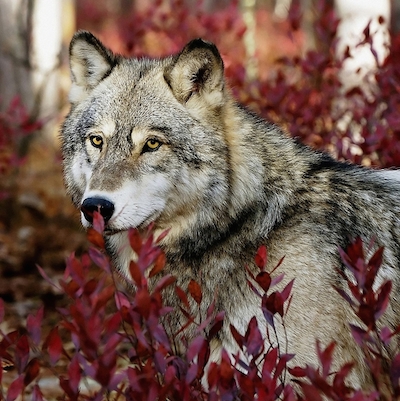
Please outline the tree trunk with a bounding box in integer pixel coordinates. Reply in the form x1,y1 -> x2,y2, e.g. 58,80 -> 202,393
335,0 -> 391,95
0,0 -> 71,140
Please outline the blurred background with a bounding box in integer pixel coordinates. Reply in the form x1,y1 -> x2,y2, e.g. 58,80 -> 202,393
0,0 -> 399,325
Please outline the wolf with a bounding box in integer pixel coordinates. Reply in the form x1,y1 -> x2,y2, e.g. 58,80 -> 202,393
61,30 -> 400,390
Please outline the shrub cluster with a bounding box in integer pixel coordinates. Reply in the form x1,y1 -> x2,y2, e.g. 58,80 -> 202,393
1,0 -> 400,399
0,97 -> 42,198
0,212 -> 399,399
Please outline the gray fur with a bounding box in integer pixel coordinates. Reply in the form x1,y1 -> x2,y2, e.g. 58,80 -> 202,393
61,31 -> 400,390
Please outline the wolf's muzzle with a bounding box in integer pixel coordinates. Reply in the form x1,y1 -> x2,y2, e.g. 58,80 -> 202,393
81,197 -> 115,224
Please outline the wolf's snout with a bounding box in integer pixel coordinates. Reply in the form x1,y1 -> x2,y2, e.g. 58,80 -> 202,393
81,197 -> 115,224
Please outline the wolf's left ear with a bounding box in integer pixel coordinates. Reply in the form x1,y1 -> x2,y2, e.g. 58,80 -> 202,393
68,31 -> 118,104
164,39 -> 225,108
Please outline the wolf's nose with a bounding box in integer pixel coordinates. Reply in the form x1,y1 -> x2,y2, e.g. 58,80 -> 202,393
81,197 -> 115,224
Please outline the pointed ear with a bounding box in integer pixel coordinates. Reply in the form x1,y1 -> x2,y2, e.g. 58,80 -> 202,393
164,39 -> 225,109
68,31 -> 118,104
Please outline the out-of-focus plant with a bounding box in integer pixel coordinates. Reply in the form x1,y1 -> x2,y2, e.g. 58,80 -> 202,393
0,96 -> 41,198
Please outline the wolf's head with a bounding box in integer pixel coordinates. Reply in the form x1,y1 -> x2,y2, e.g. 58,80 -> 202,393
61,31 -> 243,241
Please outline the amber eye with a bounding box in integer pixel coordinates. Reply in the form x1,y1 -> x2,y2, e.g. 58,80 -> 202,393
143,138 -> 161,153
89,135 -> 103,149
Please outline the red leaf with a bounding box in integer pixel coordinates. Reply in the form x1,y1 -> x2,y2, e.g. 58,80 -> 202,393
87,228 -> 105,248
366,247 -> 384,289
350,324 -> 368,346
197,336 -> 210,372
43,327 -> 63,366
256,271 -> 271,292
347,281 -> 361,302
333,285 -> 355,307
208,311 -> 225,339
32,384 -> 45,401
135,288 -> 151,318
15,335 -> 29,374
245,317 -> 263,356
237,373 -> 254,396
37,264 -> 60,290
261,298 -> 276,328
154,350 -> 167,374
88,248 -> 110,273
128,228 -> 142,254
230,324 -> 244,348
92,210 -> 105,233
316,341 -> 335,378
276,352 -> 294,379
358,304 -> 375,328
59,377 -> 77,399
138,246 -> 161,272
175,286 -> 190,309
380,326 -> 393,345
220,350 -> 235,387
288,365 -> 307,377
105,313 -> 122,338
264,292 -> 284,317
68,354 -> 81,392
149,252 -> 166,277
333,362 -> 354,389
0,330 -> 18,351
271,272 -> 285,287
375,280 -> 392,320
156,228 -> 170,243
300,383 -> 323,401
129,260 -> 142,287
24,358 -> 40,386
153,274 -> 176,293
255,245 -> 267,270
114,291 -> 131,310
271,256 -> 285,274
6,375 -> 24,401
281,279 -> 294,302
66,254 -> 85,284
188,279 -> 202,305
187,336 -> 206,363
185,363 -> 198,385
26,307 -> 44,346
263,347 -> 278,375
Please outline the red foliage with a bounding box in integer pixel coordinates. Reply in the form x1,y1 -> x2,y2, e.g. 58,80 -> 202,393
0,96 -> 41,197
1,0 -> 400,399
0,216 -> 399,399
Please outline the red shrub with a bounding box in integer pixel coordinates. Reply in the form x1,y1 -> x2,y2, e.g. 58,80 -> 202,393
1,0 -> 400,399
0,212 -> 399,399
0,97 -> 41,197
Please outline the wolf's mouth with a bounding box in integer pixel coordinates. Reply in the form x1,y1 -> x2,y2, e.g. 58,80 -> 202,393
102,219 -> 154,236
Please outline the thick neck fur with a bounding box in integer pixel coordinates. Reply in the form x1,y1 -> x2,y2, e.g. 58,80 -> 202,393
157,99 -> 312,266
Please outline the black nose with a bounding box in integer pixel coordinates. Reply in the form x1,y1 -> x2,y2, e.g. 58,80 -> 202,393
81,197 -> 115,223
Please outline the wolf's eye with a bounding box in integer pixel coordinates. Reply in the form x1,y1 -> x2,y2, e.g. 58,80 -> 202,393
89,135 -> 103,149
143,139 -> 161,153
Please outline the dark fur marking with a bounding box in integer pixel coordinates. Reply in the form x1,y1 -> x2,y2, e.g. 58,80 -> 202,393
126,133 -> 133,148
191,66 -> 210,92
184,38 -> 223,64
71,31 -> 119,86
149,126 -> 173,136
169,204 -> 259,265
304,155 -> 354,178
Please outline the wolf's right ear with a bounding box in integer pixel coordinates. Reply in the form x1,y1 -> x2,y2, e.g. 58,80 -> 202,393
68,31 -> 118,104
164,39 -> 225,110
